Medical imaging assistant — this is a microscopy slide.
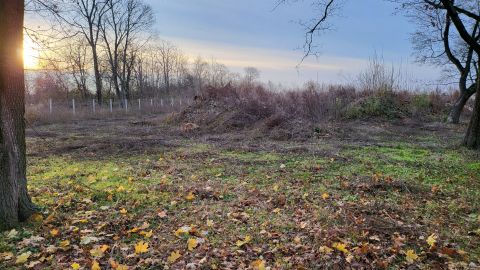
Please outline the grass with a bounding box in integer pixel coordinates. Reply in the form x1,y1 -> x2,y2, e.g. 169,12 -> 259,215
0,121 -> 479,269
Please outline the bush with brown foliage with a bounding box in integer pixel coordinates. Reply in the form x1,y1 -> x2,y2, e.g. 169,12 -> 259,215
177,83 -> 458,140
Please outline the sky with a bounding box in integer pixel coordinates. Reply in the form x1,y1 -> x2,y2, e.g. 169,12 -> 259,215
144,0 -> 443,88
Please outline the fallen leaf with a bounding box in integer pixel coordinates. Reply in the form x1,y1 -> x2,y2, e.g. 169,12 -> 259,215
140,230 -> 153,238
60,240 -> 70,248
236,235 -> 252,247
174,226 -> 192,237
134,241 -> 149,254
185,192 -> 195,201
250,259 -> 266,270
167,250 -> 181,263
319,246 -> 333,254
71,262 -> 81,270
15,251 -> 31,264
92,260 -> 101,270
157,211 -> 167,218
50,228 -> 59,237
120,208 -> 127,215
427,233 -> 437,248
26,260 -> 41,268
80,236 -> 100,245
332,242 -> 349,254
322,193 -> 330,200
405,249 -> 419,264
0,252 -> 13,262
29,213 -> 44,223
187,238 -> 198,251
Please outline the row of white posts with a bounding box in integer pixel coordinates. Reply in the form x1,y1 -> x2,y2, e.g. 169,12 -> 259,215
48,98 -> 187,115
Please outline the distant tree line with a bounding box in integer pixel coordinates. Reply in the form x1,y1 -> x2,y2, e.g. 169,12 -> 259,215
26,0 -> 261,106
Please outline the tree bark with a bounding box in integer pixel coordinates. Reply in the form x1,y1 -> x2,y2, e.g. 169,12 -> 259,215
463,77 -> 480,149
447,84 -> 476,124
92,47 -> 103,105
0,0 -> 37,230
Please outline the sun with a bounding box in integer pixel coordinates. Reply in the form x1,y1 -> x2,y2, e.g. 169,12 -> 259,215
23,35 -> 39,70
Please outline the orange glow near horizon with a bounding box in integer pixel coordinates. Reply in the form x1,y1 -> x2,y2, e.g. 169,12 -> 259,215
23,35 -> 39,70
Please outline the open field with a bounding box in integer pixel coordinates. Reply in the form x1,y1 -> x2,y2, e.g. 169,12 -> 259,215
1,116 -> 480,269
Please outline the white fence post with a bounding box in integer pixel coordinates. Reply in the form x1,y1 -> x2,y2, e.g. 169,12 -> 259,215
138,98 -> 141,111
160,98 -> 163,107
171,98 -> 174,107
72,99 -> 76,115
49,98 -> 52,114
92,99 -> 96,114
109,99 -> 113,113
125,99 -> 128,112
150,98 -> 153,107
179,99 -> 182,106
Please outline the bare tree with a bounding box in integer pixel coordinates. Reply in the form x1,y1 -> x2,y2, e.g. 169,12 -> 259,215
399,0 -> 479,123
0,0 -> 37,229
285,0 -> 480,149
100,0 -> 153,105
68,40 -> 91,99
432,0 -> 480,148
192,56 -> 209,92
244,66 -> 261,86
157,41 -> 177,94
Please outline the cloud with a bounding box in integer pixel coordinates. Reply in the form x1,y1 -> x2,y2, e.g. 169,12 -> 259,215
164,36 -> 376,85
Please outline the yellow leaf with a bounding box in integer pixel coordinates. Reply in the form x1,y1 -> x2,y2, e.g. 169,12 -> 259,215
15,252 -> 31,264
139,230 -> 153,238
134,241 -> 149,254
91,260 -> 101,270
185,192 -> 195,201
117,265 -> 129,270
405,249 -> 418,263
332,242 -> 349,254
71,262 -> 81,270
187,238 -> 198,251
167,250 -> 181,263
251,259 -> 266,270
236,235 -> 252,247
99,245 -> 109,253
322,193 -> 330,200
90,245 -> 107,258
319,246 -> 333,254
117,186 -> 125,192
174,226 -> 192,237
128,227 -> 140,233
427,234 -> 437,248
206,219 -> 214,227
50,228 -> 59,237
30,213 -> 44,222
60,240 -> 71,249
120,208 -> 127,215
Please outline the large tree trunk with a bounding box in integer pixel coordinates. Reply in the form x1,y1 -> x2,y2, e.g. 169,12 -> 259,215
0,0 -> 37,230
463,77 -> 480,149
447,84 -> 476,124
